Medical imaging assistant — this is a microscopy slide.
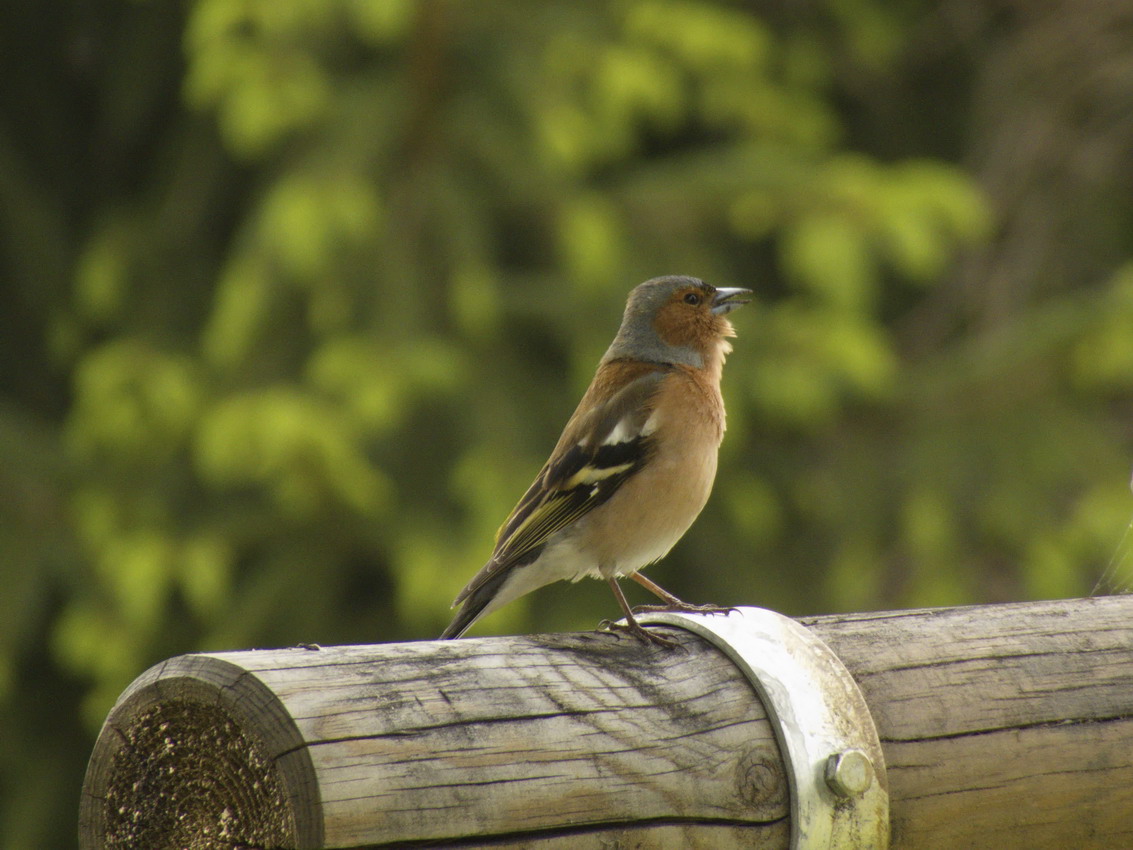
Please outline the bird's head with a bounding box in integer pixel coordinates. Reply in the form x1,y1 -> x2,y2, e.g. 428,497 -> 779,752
603,276 -> 753,369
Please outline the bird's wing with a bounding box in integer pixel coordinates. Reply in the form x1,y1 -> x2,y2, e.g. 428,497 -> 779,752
453,366 -> 668,605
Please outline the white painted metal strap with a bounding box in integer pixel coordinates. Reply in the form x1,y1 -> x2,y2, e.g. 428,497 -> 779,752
635,607 -> 889,849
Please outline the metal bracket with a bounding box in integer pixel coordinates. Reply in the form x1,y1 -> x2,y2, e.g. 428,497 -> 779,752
634,607 -> 889,849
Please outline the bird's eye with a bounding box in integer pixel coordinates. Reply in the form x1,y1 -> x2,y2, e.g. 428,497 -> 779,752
683,292 -> 701,306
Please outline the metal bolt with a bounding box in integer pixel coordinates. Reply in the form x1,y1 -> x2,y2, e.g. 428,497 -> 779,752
825,749 -> 874,798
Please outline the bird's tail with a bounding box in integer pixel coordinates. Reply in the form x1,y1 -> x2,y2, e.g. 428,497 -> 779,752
438,601 -> 483,640
438,570 -> 510,639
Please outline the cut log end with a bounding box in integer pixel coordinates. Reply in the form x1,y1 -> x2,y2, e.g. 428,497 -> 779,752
99,700 -> 293,849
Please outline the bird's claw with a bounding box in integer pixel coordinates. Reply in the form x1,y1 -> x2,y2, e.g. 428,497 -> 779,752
598,618 -> 680,648
631,602 -> 737,616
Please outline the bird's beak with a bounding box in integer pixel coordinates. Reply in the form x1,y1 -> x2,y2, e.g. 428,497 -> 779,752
710,287 -> 754,315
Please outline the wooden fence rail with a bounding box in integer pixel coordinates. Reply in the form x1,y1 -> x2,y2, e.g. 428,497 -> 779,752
79,596 -> 1133,849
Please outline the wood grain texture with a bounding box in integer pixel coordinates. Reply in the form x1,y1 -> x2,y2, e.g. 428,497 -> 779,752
246,629 -> 786,847
804,595 -> 1133,849
81,626 -> 789,849
80,596 -> 1133,849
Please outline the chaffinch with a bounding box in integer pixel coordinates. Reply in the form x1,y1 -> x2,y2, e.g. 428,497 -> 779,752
440,275 -> 752,645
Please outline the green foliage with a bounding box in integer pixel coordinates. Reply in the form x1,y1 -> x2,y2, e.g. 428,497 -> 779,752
3,0 -> 1133,846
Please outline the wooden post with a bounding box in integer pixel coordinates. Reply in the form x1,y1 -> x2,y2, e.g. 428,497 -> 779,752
79,596 -> 1133,849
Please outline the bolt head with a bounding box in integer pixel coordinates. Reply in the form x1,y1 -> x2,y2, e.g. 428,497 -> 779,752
825,749 -> 874,798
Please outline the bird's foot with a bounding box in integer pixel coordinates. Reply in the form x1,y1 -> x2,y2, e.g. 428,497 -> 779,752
631,601 -> 737,616
597,618 -> 680,648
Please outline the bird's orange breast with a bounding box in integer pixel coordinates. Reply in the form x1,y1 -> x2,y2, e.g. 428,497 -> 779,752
578,365 -> 724,575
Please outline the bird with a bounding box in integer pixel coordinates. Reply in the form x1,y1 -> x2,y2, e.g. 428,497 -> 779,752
440,275 -> 752,645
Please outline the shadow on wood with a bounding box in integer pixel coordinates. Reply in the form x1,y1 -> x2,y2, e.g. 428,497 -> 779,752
79,596 -> 1133,849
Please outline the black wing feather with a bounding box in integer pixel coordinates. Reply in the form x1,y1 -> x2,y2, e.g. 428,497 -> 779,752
452,368 -> 667,605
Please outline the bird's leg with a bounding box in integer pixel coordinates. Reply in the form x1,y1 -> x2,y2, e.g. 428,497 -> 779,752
629,572 -> 736,616
599,578 -> 679,647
